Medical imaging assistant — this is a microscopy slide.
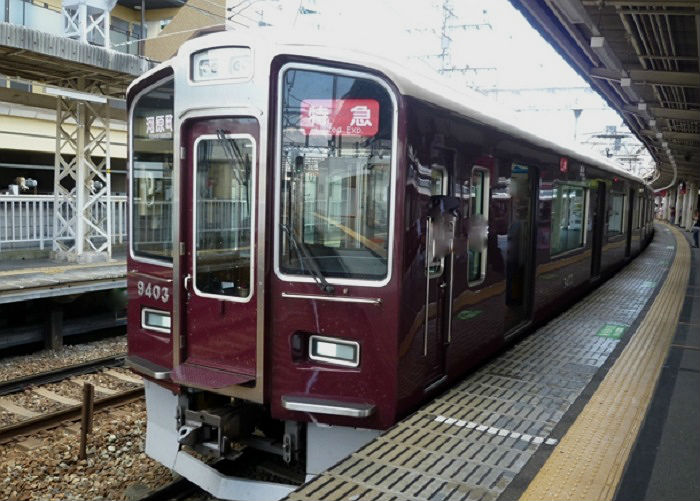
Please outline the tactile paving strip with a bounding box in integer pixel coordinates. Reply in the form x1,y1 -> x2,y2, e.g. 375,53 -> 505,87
288,225 -> 677,501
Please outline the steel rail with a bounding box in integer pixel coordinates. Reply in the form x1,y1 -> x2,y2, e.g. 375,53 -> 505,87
137,478 -> 201,501
0,354 -> 126,397
0,387 -> 143,443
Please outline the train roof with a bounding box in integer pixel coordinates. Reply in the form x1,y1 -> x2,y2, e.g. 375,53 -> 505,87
132,29 -> 646,185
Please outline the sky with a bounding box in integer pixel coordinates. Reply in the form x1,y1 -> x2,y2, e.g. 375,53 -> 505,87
234,0 -> 653,176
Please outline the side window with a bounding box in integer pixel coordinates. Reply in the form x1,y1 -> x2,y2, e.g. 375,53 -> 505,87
468,167 -> 489,285
550,183 -> 587,255
608,192 -> 626,236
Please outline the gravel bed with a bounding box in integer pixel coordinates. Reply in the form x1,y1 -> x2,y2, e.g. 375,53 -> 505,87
6,390 -> 67,415
0,410 -> 19,427
0,399 -> 175,501
0,336 -> 126,382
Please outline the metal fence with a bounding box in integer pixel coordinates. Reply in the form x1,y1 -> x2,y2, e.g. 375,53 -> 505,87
0,195 -> 127,251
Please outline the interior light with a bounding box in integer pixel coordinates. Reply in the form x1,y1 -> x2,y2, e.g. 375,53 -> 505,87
191,47 -> 252,82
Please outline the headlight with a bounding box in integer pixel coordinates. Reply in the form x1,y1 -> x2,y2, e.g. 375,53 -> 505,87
141,308 -> 171,333
309,335 -> 360,367
191,47 -> 252,82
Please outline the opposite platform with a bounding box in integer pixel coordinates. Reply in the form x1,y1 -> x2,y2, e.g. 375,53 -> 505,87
0,256 -> 126,304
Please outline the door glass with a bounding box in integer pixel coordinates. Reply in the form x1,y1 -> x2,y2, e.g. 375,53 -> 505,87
428,167 -> 446,277
550,184 -> 586,255
608,193 -> 626,235
194,135 -> 254,300
468,168 -> 489,284
507,165 -> 532,308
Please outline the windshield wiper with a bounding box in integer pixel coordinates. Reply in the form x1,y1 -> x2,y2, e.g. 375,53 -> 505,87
216,129 -> 249,201
281,223 -> 334,294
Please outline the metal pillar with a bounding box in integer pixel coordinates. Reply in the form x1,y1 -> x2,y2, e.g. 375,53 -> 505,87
685,183 -> 697,231
674,188 -> 683,225
53,91 -> 112,263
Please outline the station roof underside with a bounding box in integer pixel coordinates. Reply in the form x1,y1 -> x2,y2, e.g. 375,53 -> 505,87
510,0 -> 700,187
0,22 -> 153,98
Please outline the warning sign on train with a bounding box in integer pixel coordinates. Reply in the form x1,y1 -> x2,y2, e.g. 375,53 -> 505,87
300,99 -> 379,136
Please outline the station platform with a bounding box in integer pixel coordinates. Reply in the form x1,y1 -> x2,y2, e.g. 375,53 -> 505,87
0,254 -> 126,305
288,222 -> 699,501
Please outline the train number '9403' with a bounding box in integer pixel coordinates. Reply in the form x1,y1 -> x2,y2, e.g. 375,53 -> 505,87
137,281 -> 170,303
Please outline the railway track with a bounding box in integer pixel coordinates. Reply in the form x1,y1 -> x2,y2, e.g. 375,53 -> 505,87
0,356 -> 144,443
137,477 -> 203,501
0,354 -> 126,396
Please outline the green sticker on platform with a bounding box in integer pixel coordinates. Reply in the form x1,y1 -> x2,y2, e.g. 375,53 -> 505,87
640,280 -> 656,288
457,309 -> 482,320
596,323 -> 628,339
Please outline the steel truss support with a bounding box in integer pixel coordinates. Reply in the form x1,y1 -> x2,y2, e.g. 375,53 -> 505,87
62,0 -> 112,48
53,86 -> 112,263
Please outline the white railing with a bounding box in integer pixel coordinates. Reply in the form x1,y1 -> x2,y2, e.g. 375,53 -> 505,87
0,195 -> 127,251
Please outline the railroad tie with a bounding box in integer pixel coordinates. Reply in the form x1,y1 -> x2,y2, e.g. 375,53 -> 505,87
0,398 -> 39,418
102,369 -> 144,385
31,387 -> 81,407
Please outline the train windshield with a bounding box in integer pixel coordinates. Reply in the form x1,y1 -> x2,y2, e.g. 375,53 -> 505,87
130,77 -> 174,263
278,67 -> 394,281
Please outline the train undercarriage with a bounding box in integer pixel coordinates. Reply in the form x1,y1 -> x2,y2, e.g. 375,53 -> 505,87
144,381 -> 379,500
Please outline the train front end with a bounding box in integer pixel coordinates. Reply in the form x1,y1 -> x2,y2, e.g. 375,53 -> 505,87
126,33 -> 402,499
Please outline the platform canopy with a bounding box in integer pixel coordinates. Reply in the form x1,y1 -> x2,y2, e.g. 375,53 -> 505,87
509,0 -> 700,188
0,22 -> 152,97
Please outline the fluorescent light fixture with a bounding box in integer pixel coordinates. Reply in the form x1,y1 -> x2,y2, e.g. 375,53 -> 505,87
141,308 -> 171,333
309,335 -> 360,367
45,86 -> 107,103
637,102 -> 647,111
590,36 -> 605,49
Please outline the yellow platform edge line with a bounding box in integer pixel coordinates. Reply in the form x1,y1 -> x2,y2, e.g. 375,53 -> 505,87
520,223 -> 690,501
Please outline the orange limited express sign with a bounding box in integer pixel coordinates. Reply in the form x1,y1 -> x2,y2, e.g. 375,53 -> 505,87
300,99 -> 379,137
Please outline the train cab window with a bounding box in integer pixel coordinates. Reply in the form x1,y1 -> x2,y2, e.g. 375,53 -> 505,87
550,184 -> 587,255
276,66 -> 395,283
193,135 -> 254,300
468,167 -> 489,284
608,192 -> 626,236
130,77 -> 174,263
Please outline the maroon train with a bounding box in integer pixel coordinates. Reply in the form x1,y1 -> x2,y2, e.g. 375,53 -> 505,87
126,31 -> 653,499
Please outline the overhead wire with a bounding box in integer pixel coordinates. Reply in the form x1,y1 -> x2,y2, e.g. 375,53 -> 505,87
111,0 -> 255,49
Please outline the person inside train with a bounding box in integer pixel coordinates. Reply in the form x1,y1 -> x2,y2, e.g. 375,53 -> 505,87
692,210 -> 699,248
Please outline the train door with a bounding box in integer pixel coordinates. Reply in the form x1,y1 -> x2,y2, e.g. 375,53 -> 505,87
175,117 -> 259,387
423,162 -> 456,389
591,182 -> 606,278
625,187 -> 634,258
504,163 -> 536,335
